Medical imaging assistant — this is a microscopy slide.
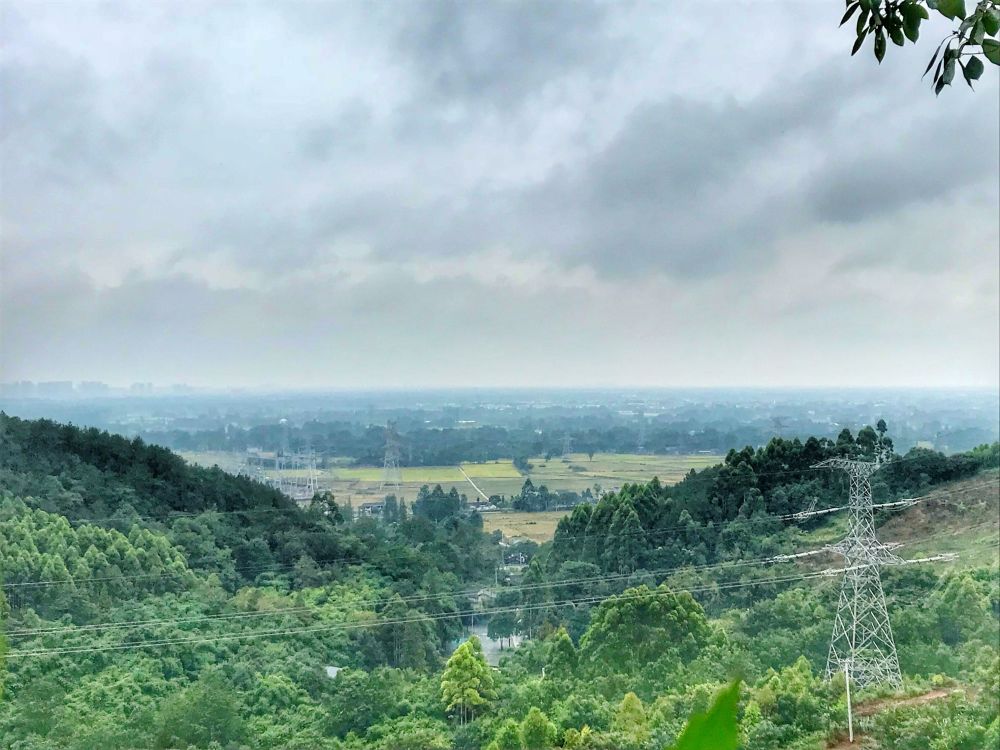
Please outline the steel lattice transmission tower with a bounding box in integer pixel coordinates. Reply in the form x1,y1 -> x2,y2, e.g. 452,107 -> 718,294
379,422 -> 402,498
814,453 -> 902,689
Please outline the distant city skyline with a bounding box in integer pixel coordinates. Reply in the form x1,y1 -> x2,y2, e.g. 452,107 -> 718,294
2,379 -> 998,399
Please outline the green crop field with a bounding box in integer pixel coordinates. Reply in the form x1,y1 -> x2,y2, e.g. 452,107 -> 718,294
460,460 -> 522,478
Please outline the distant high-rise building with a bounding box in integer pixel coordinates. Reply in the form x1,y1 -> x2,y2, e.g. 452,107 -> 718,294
130,382 -> 155,394
36,381 -> 74,398
0,381 -> 36,398
77,381 -> 110,396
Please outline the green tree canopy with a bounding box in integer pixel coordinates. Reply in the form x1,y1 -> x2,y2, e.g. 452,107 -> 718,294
520,707 -> 556,750
154,671 -> 245,750
579,584 -> 712,673
440,636 -> 496,725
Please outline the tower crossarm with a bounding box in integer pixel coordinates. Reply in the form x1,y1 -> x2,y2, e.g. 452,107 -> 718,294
899,553 -> 958,565
811,456 -> 881,477
825,540 -> 904,565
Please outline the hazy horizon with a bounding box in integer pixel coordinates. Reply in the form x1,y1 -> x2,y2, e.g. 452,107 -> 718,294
4,382 -> 1000,395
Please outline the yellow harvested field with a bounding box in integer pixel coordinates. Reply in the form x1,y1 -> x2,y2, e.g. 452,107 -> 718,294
481,511 -> 569,543
529,452 -> 720,485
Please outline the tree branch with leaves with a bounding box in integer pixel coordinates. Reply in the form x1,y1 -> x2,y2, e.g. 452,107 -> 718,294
843,0 -> 1000,92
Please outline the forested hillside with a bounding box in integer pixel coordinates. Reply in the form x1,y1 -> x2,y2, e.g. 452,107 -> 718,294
0,414 -> 997,749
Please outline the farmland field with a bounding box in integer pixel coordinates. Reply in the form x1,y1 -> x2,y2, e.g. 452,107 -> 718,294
178,451 -> 722,515
481,511 -> 569,544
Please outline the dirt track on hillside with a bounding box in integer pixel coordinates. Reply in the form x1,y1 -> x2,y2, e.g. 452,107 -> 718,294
825,689 -> 957,748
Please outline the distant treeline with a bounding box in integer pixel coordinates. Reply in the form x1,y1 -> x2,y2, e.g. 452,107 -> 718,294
142,420 -> 845,466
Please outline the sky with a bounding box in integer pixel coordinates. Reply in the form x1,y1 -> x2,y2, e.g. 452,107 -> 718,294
1,1 -> 998,390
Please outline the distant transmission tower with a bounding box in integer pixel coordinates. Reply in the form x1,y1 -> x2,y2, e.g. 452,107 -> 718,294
275,418 -> 290,495
814,452 -> 902,689
379,422 -> 402,498
303,449 -> 319,498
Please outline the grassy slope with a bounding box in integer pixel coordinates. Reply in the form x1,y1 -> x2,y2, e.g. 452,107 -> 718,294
879,469 -> 999,569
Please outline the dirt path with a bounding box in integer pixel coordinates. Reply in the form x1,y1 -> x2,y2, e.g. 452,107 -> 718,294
826,689 -> 956,748
458,466 -> 490,500
854,688 -> 951,717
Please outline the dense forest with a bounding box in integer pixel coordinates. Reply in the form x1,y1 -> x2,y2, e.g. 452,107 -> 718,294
0,414 -> 997,749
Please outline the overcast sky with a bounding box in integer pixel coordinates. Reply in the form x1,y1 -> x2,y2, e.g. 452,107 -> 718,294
1,1 -> 997,389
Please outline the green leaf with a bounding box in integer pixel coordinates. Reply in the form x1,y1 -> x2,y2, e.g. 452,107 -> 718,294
857,7 -> 871,35
841,2 -> 861,25
890,25 -> 905,45
901,2 -> 924,40
936,0 -> 966,21
983,10 -> 1000,36
852,31 -> 868,55
943,55 -> 957,83
935,74 -> 946,94
875,28 -> 887,60
964,56 -> 984,82
923,43 -> 944,76
973,20 -> 986,44
669,682 -> 741,750
926,0 -> 939,8
983,38 -> 1000,65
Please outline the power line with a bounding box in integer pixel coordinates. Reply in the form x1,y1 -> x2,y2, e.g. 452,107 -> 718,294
6,567 -> 851,659
7,521 -> 986,641
4,551 -> 828,638
4,478 -> 994,592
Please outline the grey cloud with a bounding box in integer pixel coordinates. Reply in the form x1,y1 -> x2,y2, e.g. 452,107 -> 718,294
804,100 -> 999,224
148,50 -> 997,291
0,59 -> 129,186
4,261 -> 995,388
298,101 -> 374,162
1,0 -> 997,388
396,0 -> 615,108
510,62 -> 998,279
